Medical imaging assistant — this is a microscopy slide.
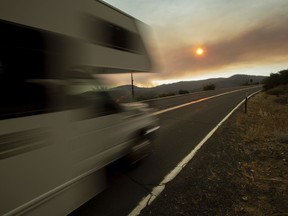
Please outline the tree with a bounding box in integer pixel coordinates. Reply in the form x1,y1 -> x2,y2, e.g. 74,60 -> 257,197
279,69 -> 288,85
263,69 -> 288,90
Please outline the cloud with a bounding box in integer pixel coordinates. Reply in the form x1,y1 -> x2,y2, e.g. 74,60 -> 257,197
158,14 -> 288,80
103,0 -> 288,86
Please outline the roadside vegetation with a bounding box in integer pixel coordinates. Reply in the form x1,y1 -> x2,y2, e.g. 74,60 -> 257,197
141,87 -> 288,215
232,92 -> 288,215
178,89 -> 190,94
263,69 -> 288,92
203,83 -> 216,91
262,69 -> 288,104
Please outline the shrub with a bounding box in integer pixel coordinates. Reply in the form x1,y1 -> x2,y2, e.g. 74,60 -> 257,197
158,93 -> 175,98
266,85 -> 288,96
203,83 -> 216,91
178,89 -> 189,94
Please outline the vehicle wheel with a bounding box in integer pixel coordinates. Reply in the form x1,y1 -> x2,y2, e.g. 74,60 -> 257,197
127,137 -> 152,166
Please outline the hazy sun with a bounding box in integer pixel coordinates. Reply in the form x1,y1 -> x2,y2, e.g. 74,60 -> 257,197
195,47 -> 204,55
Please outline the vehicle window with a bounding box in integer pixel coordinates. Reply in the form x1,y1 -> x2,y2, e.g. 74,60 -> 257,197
0,59 -> 3,75
85,16 -> 142,53
0,81 -> 47,119
66,79 -> 121,117
0,20 -> 61,120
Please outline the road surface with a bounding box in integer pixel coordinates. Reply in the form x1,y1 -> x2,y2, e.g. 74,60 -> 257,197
70,86 -> 262,216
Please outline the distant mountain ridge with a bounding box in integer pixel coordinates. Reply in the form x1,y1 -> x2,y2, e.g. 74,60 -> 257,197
112,74 -> 266,101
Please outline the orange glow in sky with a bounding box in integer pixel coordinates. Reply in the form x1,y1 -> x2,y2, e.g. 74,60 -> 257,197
195,47 -> 204,55
103,0 -> 288,86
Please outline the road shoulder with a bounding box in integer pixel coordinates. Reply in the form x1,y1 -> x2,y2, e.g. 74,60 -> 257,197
140,92 -> 288,215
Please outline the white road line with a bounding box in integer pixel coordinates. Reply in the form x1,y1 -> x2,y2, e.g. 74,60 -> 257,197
129,89 -> 261,216
154,86 -> 258,115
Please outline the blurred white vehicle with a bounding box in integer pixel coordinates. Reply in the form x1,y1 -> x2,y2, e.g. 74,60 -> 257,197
0,0 -> 158,215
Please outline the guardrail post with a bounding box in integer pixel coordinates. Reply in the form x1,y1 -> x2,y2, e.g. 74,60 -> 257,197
245,92 -> 248,113
131,72 -> 135,100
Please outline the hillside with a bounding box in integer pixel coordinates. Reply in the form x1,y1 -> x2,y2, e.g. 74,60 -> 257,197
112,74 -> 266,102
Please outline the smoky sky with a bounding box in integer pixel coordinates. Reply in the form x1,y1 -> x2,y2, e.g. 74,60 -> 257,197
103,0 -> 288,86
154,14 -> 288,79
107,15 -> 288,86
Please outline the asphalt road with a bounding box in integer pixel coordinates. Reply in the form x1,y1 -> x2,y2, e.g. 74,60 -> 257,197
70,86 -> 262,216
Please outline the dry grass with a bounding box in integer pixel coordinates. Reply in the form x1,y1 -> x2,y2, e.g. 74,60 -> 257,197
234,92 -> 288,215
141,92 -> 288,216
237,93 -> 288,142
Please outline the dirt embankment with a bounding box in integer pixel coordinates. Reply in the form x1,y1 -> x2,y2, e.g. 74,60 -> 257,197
141,92 -> 288,216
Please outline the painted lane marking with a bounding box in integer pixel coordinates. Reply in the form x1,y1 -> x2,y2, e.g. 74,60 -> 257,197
129,90 -> 261,216
154,86 -> 259,115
